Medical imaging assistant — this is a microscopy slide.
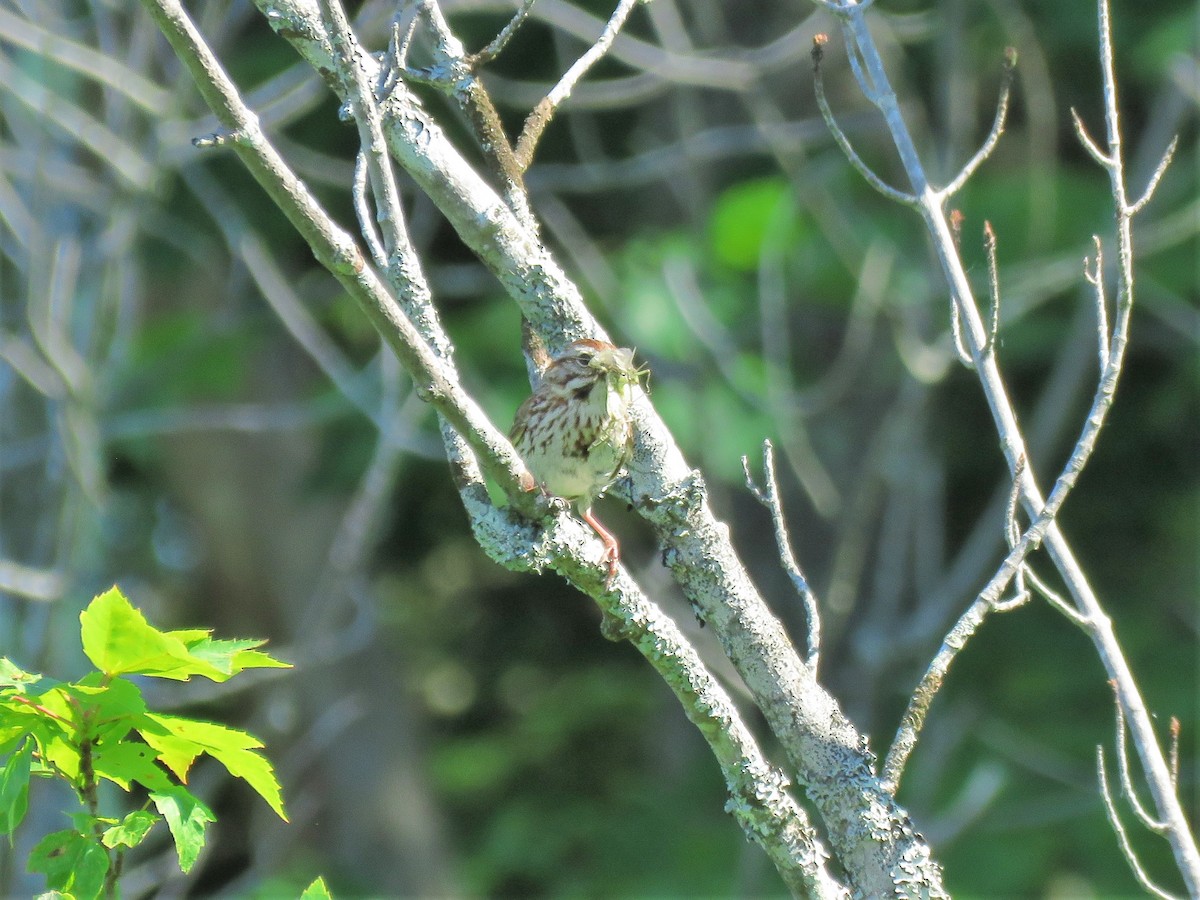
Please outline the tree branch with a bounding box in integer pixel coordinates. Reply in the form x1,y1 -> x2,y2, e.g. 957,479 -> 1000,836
817,0 -> 1197,887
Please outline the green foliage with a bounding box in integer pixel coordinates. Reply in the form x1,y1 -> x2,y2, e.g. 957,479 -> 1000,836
707,176 -> 798,271
0,586 -> 291,898
300,875 -> 334,899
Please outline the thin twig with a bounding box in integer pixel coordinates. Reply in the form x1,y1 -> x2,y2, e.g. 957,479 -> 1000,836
840,25 -> 878,104
1168,718 -> 1180,788
982,222 -> 1001,355
941,48 -> 1016,198
1097,748 -> 1182,900
811,35 -> 916,207
353,151 -> 389,268
382,12 -> 421,96
514,0 -> 641,169
1110,682 -> 1169,833
317,0 -> 414,286
1127,135 -> 1178,216
993,455 -> 1028,612
470,0 -> 538,66
1070,108 -> 1111,167
743,440 -> 822,673
1023,565 -> 1088,628
949,300 -> 974,368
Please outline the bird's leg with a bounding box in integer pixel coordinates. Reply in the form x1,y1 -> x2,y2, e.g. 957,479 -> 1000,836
581,507 -> 620,589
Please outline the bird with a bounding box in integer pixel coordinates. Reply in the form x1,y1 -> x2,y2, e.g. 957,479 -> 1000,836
510,339 -> 644,587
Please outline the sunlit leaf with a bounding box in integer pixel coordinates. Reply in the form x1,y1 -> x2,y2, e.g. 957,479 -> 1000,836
102,810 -> 160,850
150,786 -> 214,873
0,738 -> 33,836
141,714 -> 286,820
0,659 -> 42,691
173,636 -> 290,677
92,739 -> 173,792
28,829 -> 109,900
301,876 -> 334,899
80,587 -> 221,680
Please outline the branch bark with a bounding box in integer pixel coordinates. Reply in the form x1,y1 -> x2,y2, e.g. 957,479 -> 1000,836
141,0 -> 949,892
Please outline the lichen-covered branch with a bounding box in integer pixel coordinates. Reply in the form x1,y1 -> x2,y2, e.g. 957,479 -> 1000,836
141,0 -> 951,891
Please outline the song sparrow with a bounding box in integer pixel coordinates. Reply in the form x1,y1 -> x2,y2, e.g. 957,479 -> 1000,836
510,339 -> 644,586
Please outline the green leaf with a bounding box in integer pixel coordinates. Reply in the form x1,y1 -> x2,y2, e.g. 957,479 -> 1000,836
150,786 -> 214,873
28,829 -> 109,900
172,636 -> 290,678
0,658 -> 42,691
79,587 -> 225,681
707,177 -> 793,271
68,676 -> 145,745
140,714 -> 287,820
92,739 -> 173,792
132,716 -> 201,782
300,876 -> 334,900
0,738 -> 33,835
102,809 -> 160,850
37,719 -> 82,783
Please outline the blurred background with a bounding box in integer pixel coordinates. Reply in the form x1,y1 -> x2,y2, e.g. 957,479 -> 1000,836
0,0 -> 1196,895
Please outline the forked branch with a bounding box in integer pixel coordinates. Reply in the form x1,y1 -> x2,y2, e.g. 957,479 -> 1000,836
514,0 -> 642,170
821,9 -> 1194,884
743,440 -> 822,673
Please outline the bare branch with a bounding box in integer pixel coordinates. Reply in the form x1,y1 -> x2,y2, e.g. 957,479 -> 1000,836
1004,455 -> 1026,548
548,525 -> 848,898
840,25 -> 879,104
941,48 -> 1016,198
1110,683 -> 1169,833
993,455 -> 1029,612
384,11 -> 421,90
743,440 -> 822,673
515,0 -> 641,169
812,36 -> 917,207
470,0 -> 538,66
949,300 -> 974,369
411,0 -> 535,227
1071,107 -> 1111,167
982,222 -> 1001,355
317,0 -> 418,291
353,152 -> 389,269
1023,566 -> 1089,628
1097,748 -> 1182,900
822,0 -> 1200,882
1127,135 -> 1178,216
1169,718 -> 1180,788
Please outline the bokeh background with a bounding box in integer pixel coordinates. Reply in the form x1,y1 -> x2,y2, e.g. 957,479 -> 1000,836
1,0 -> 1196,895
